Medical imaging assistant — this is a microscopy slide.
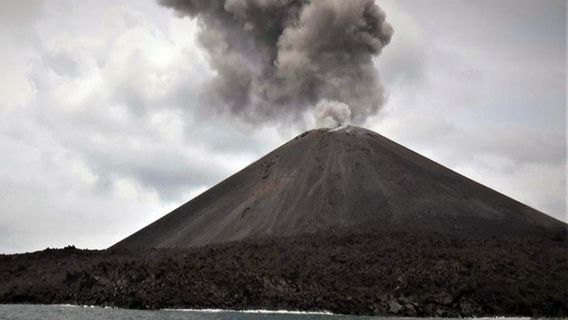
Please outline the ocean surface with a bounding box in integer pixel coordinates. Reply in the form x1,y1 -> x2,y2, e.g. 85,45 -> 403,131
0,305 -> 390,320
0,305 -> 532,320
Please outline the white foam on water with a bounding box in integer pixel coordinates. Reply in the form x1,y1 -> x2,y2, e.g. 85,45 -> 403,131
51,305 -> 531,319
164,308 -> 334,315
55,304 -> 116,309
56,304 -> 333,315
55,304 -> 78,308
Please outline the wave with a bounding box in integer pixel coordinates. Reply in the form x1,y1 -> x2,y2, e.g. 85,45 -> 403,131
163,308 -> 334,315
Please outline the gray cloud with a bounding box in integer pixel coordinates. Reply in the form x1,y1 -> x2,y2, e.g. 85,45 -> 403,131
0,0 -> 565,254
0,0 -> 44,46
159,0 -> 393,125
0,1 -> 288,253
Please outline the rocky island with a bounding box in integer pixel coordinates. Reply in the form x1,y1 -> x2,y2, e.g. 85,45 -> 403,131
1,126 -> 566,317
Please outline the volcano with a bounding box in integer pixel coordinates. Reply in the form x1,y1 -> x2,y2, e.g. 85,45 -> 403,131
3,125 -> 567,316
113,126 -> 564,249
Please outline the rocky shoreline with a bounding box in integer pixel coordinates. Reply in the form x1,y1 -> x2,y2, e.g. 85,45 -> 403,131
1,228 -> 567,317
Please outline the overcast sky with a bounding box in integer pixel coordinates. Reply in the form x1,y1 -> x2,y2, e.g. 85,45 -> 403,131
0,0 -> 565,254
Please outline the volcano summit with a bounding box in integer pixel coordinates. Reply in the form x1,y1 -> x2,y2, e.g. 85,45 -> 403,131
114,125 -> 564,250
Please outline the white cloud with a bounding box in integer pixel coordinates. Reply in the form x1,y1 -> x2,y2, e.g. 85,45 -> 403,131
0,0 -> 286,253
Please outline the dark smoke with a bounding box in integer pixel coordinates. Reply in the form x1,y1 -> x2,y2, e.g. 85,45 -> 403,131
159,0 -> 393,127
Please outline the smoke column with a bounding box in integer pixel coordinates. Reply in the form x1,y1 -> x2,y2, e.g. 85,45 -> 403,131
314,100 -> 351,129
159,0 -> 393,128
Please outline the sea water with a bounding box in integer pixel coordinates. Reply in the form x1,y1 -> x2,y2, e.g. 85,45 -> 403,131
0,305 -> 530,320
0,305 -> 380,320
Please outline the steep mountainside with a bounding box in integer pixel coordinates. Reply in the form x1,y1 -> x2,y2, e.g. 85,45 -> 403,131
113,126 -> 565,249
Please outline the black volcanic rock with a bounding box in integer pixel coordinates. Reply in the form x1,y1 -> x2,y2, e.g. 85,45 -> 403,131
1,230 -> 567,317
113,126 -> 564,249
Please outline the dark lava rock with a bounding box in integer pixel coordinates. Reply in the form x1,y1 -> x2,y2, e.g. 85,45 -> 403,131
1,228 -> 567,317
387,300 -> 402,314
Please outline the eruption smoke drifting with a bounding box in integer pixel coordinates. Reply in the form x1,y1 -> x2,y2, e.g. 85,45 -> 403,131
160,0 -> 393,128
314,100 -> 351,129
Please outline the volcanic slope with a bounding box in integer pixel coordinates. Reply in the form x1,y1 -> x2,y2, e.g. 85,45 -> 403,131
113,126 -> 565,249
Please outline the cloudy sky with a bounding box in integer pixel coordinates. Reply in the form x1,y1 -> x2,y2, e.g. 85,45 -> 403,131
0,0 -> 565,254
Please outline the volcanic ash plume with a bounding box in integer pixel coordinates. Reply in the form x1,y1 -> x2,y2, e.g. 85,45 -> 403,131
159,0 -> 393,127
314,100 -> 351,129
